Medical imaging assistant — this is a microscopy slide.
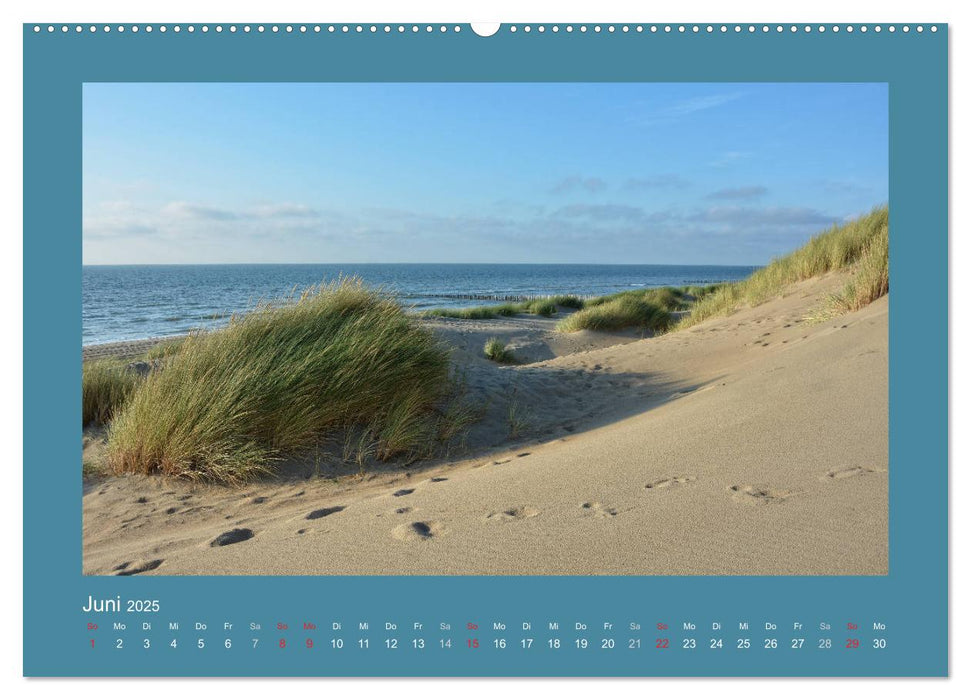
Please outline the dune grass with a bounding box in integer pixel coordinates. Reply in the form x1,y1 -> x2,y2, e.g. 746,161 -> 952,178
826,219 -> 889,313
143,337 -> 187,360
556,294 -> 674,333
82,360 -> 143,427
104,278 -> 454,483
483,337 -> 516,363
679,207 -> 889,328
555,286 -> 686,333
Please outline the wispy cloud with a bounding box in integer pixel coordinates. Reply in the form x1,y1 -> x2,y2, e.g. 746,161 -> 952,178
84,196 -> 852,266
818,179 -> 874,196
686,206 -> 835,227
667,92 -> 746,117
84,200 -> 337,244
708,151 -> 752,168
251,203 -> 320,219
550,176 -> 607,195
622,174 -> 691,191
163,201 -> 322,221
631,91 -> 746,127
706,185 -> 768,201
163,201 -> 239,221
553,204 -> 646,222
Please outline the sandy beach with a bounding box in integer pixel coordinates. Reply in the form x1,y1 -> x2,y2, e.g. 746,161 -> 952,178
82,270 -> 888,576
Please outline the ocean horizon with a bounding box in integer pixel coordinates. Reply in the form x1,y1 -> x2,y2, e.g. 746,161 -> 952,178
82,262 -> 758,345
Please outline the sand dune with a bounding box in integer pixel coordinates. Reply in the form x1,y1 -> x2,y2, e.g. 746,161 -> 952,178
83,271 -> 887,576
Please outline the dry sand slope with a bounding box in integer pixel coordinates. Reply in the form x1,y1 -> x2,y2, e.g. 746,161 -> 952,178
83,272 -> 888,576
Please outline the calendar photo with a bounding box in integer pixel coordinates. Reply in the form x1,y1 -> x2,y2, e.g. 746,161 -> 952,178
81,81 -> 888,577
23,18 -> 948,678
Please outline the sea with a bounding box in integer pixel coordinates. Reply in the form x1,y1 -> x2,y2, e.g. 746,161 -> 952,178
82,263 -> 758,346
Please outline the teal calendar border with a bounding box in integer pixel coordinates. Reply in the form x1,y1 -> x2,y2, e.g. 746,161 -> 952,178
23,23 -> 948,677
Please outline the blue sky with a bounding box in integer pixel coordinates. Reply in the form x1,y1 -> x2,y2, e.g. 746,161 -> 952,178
83,82 -> 887,265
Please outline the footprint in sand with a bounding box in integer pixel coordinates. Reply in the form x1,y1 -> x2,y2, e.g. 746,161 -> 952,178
728,485 -> 793,505
429,477 -> 448,483
395,506 -> 415,514
210,528 -> 255,547
251,496 -> 269,504
486,506 -> 540,522
644,476 -> 696,491
580,501 -> 618,518
305,505 -> 345,520
392,521 -> 444,542
820,467 -> 886,481
393,488 -> 415,497
115,559 -> 163,576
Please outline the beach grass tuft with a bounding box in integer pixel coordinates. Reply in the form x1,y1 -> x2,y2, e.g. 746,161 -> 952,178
524,299 -> 558,317
483,337 -> 516,363
547,295 -> 585,309
679,207 -> 889,328
556,294 -> 673,333
143,337 -> 187,360
82,360 -> 143,427
825,220 -> 889,314
104,278 -> 453,483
